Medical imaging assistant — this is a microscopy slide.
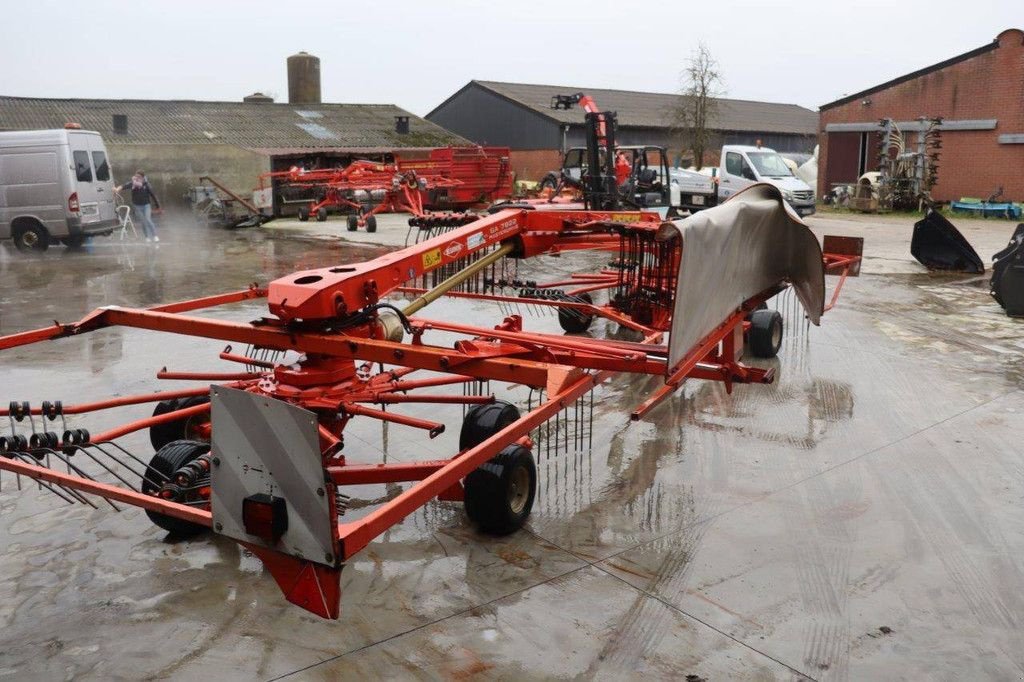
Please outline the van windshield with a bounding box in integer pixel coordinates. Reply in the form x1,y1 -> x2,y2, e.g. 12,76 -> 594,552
747,152 -> 793,178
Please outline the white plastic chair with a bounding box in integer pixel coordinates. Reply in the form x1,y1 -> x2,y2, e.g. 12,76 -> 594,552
117,204 -> 137,240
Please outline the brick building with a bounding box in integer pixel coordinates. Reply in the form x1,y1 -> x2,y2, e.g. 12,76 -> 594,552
427,81 -> 818,181
819,28 -> 1024,203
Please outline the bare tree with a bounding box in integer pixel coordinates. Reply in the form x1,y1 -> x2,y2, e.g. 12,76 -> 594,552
674,44 -> 724,170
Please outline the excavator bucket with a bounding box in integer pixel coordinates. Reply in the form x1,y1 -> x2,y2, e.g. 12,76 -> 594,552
911,210 -> 984,273
990,223 -> 1024,316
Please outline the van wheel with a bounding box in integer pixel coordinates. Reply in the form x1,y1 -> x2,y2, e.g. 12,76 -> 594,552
13,223 -> 50,252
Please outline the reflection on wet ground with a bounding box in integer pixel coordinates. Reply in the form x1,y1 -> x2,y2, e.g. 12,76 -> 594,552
0,219 -> 1023,680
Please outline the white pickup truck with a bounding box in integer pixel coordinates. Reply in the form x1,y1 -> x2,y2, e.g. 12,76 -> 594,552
669,167 -> 718,213
717,145 -> 816,217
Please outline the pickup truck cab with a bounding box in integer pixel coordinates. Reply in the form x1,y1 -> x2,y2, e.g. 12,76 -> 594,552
717,145 -> 816,217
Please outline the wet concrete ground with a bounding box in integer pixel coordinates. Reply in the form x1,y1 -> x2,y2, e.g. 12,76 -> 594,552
0,212 -> 1023,680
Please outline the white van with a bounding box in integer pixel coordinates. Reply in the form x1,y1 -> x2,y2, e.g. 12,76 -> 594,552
717,145 -> 816,217
0,127 -> 118,251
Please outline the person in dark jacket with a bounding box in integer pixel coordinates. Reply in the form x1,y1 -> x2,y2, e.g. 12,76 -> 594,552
115,171 -> 161,242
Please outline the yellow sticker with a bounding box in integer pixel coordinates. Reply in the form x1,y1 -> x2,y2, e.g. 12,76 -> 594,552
422,248 -> 442,269
610,212 -> 642,223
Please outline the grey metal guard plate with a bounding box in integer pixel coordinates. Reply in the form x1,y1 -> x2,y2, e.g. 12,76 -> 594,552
657,183 -> 825,370
210,387 -> 335,566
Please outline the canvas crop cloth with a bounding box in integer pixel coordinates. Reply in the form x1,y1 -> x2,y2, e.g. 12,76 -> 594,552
656,183 -> 825,370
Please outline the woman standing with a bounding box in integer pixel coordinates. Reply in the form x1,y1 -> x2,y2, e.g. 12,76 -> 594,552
115,171 -> 161,242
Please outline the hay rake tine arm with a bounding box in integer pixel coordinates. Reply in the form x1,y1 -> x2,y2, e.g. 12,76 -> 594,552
0,386 -> 213,417
218,347 -> 277,368
89,402 -> 211,444
0,456 -> 212,526
155,369 -> 262,381
394,287 -> 656,334
341,403 -> 445,437
0,286 -> 267,352
410,317 -> 663,369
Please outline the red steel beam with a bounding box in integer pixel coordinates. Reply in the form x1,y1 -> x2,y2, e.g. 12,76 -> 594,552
0,386 -> 213,417
91,401 -> 210,443
342,403 -> 445,436
327,460 -> 448,485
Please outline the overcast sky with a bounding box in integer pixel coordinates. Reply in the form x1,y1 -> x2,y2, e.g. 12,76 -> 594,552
1,0 -> 1017,115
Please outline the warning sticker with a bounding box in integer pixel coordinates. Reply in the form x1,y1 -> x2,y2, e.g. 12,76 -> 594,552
467,232 -> 485,249
610,212 -> 642,223
422,248 -> 442,269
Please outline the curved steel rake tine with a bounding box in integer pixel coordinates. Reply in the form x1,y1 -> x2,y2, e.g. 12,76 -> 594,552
86,442 -> 152,485
67,445 -> 149,495
35,449 -> 116,510
9,452 -> 90,507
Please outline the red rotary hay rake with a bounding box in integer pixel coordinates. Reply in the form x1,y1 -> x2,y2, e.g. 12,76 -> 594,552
264,146 -> 512,231
0,184 -> 860,619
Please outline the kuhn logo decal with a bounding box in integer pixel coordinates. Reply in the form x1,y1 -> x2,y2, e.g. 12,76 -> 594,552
444,242 -> 464,258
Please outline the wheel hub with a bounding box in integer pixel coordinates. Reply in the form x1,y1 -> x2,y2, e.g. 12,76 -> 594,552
508,465 -> 530,514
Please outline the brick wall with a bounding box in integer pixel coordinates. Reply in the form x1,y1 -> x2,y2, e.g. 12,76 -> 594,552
509,149 -> 562,182
819,28 -> 1024,202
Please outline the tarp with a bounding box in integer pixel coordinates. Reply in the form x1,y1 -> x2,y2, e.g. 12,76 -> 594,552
657,183 -> 825,370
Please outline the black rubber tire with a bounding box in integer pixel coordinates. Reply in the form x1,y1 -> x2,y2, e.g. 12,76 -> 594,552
486,202 -> 535,214
316,207 -> 328,222
459,400 -> 520,450
13,223 -> 49,252
150,396 -> 211,451
347,214 -> 358,231
297,207 -> 309,222
141,439 -> 210,536
539,173 -> 558,191
62,234 -> 87,249
464,444 -> 537,536
365,214 -> 377,233
558,292 -> 594,333
749,309 -> 783,358
744,301 -> 768,321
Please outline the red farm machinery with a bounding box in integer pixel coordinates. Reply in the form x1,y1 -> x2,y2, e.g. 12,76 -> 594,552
0,185 -> 861,619
262,146 -> 512,231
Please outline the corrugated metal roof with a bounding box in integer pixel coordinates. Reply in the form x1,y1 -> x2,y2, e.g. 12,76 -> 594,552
0,97 -> 465,149
464,81 -> 818,135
